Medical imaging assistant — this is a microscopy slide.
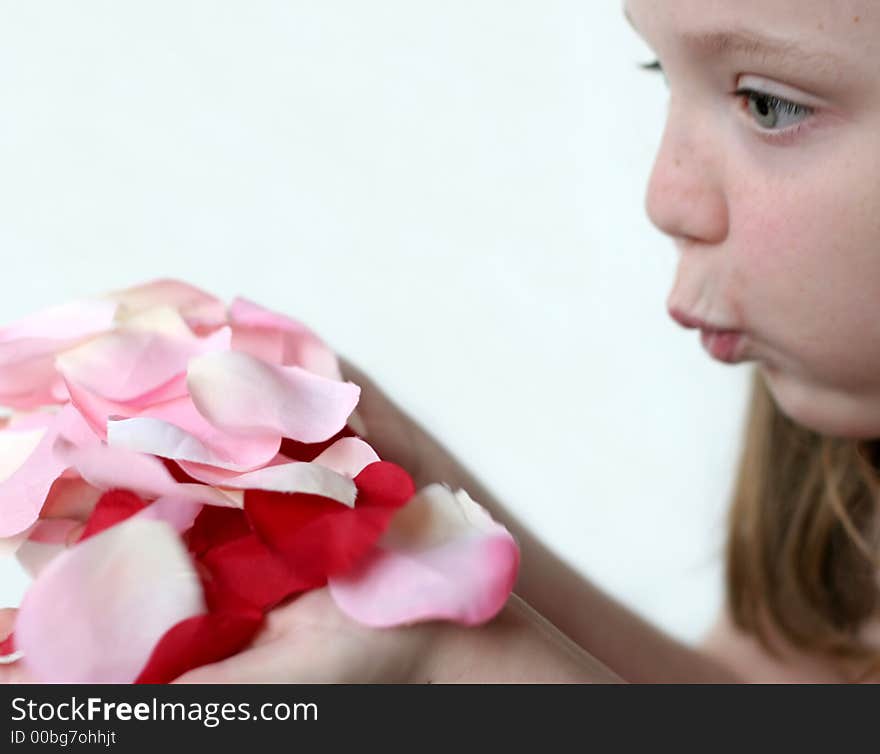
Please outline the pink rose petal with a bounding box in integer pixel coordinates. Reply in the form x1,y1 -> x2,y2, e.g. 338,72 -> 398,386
103,278 -> 228,331
0,527 -> 32,558
228,297 -> 343,379
0,404 -> 98,537
107,397 -> 281,472
133,495 -> 203,534
328,484 -> 519,627
176,458 -> 357,506
65,376 -> 282,473
187,350 -> 360,443
54,440 -> 241,508
56,325 -> 230,402
311,436 -> 380,478
0,299 -> 117,342
40,476 -> 104,521
15,518 -> 206,683
16,540 -> 68,578
0,345 -> 63,409
0,300 -> 118,410
0,426 -> 46,481
15,518 -> 85,577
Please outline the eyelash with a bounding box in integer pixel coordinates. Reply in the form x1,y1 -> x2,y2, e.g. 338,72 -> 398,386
638,59 -> 814,146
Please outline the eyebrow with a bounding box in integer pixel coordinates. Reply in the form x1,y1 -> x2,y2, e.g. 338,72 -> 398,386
623,6 -> 847,73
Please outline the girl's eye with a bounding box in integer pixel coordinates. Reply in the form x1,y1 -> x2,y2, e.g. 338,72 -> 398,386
638,58 -> 815,142
733,88 -> 813,132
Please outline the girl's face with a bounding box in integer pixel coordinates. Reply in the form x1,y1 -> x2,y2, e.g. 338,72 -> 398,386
626,0 -> 880,438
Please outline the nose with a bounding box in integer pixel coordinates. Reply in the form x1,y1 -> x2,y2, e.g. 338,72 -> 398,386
644,103 -> 729,246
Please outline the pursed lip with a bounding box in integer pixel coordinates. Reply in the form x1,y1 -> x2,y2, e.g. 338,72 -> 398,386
668,307 -> 740,334
699,329 -> 746,363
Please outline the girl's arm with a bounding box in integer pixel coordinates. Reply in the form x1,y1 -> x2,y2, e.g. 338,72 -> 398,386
341,356 -> 745,684
420,592 -> 627,683
437,452 -> 744,683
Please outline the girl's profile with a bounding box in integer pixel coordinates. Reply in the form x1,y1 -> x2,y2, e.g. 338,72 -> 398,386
2,0 -> 880,684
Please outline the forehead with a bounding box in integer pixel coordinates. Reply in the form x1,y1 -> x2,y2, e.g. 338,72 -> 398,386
624,0 -> 877,50
624,0 -> 880,87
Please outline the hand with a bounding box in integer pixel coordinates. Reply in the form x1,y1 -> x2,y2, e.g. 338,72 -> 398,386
173,588 -> 438,684
174,590 -> 625,684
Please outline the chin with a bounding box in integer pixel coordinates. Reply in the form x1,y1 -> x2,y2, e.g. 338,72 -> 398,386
759,363 -> 880,440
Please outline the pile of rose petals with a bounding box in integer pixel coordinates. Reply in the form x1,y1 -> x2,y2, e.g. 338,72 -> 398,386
0,279 -> 520,683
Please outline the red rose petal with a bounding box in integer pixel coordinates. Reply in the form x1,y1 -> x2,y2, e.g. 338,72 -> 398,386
78,489 -> 148,542
0,632 -> 15,656
244,460 -> 415,583
278,424 -> 358,462
134,609 -> 264,684
200,534 -> 315,611
185,505 -> 251,557
159,457 -> 203,485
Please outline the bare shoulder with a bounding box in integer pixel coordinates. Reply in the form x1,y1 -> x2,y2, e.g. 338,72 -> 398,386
697,605 -> 880,684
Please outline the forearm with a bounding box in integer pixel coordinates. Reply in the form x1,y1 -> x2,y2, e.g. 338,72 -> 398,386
428,445 -> 742,684
417,594 -> 625,684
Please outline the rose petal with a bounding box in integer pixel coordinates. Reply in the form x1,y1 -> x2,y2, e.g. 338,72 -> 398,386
39,476 -> 104,521
0,404 -> 98,537
15,517 -> 206,683
328,485 -> 519,627
107,395 -> 281,472
0,633 -> 15,657
16,540 -> 68,579
135,609 -> 264,684
0,426 -> 46,481
185,506 -> 251,557
54,440 -> 241,508
26,517 -> 83,544
113,305 -> 197,338
278,424 -> 358,462
15,518 -> 84,577
0,527 -> 33,558
104,278 -> 228,332
56,325 -> 230,403
228,297 -> 343,380
0,299 -> 117,342
133,495 -> 203,534
78,489 -> 149,541
200,534 -> 313,610
310,436 -> 380,478
0,345 -> 65,409
125,374 -> 190,409
176,458 -> 357,507
187,350 -> 360,444
0,299 -> 118,410
244,460 -> 414,583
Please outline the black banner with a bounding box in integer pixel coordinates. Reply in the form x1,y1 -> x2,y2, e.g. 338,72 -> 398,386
0,684 -> 873,749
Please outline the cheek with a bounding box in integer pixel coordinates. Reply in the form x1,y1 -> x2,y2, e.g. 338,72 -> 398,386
727,183 -> 819,324
729,173 -> 880,378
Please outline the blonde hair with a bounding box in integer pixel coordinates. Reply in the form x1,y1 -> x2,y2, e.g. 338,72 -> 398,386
724,368 -> 880,683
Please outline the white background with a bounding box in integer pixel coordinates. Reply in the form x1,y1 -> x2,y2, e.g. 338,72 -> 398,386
0,2 -> 752,645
